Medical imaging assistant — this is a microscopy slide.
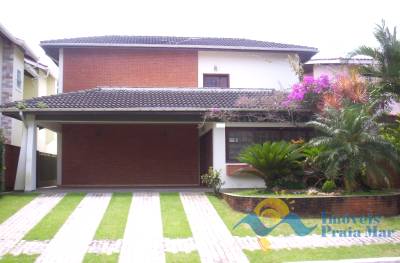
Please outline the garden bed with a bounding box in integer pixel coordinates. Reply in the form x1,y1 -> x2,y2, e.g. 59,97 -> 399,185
222,191 -> 400,216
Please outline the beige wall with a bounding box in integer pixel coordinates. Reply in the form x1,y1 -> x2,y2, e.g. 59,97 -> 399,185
23,70 -> 57,154
23,75 -> 37,99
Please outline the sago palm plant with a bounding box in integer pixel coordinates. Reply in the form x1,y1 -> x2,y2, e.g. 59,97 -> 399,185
307,105 -> 399,191
237,141 -> 304,189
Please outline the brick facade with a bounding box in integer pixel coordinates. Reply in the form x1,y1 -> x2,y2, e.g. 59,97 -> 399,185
63,48 -> 198,91
61,124 -> 199,186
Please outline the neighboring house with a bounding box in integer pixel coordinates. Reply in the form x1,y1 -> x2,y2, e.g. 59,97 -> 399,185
0,24 -> 58,154
1,35 -> 317,191
304,56 -> 374,79
23,58 -> 58,154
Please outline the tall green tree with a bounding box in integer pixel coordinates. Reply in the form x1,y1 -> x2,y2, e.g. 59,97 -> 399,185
307,105 -> 399,191
352,20 -> 400,103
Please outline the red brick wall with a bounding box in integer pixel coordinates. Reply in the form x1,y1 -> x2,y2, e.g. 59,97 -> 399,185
63,48 -> 198,91
61,124 -> 200,186
226,163 -> 252,176
223,193 -> 400,216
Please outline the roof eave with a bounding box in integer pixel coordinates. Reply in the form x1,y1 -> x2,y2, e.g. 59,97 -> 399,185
41,43 -> 318,62
1,107 -> 301,113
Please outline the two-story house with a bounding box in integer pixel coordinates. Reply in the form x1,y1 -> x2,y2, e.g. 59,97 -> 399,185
1,36 -> 317,191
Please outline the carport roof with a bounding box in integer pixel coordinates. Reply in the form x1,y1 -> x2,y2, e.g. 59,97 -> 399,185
1,87 -> 293,113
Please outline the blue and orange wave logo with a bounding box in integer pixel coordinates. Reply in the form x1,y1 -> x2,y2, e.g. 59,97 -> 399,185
234,198 -> 316,251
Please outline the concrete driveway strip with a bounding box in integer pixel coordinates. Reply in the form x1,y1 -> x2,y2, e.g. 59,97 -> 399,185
0,193 -> 65,256
35,193 -> 111,263
119,192 -> 165,263
180,192 -> 249,263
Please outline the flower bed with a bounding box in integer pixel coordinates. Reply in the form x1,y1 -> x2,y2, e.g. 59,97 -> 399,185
222,192 -> 400,216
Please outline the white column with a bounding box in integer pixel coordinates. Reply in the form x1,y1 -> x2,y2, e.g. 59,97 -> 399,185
56,131 -> 62,185
212,122 -> 227,181
14,114 -> 37,191
14,126 -> 28,190
24,115 -> 37,191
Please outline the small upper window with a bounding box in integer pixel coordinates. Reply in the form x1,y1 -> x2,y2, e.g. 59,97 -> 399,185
203,74 -> 229,88
16,70 -> 22,89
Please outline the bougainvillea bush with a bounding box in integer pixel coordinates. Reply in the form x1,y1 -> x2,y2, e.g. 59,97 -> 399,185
285,75 -> 330,110
286,71 -> 368,111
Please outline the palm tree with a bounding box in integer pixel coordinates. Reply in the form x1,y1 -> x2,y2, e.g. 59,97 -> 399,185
237,141 -> 304,190
307,104 -> 399,191
352,20 -> 400,103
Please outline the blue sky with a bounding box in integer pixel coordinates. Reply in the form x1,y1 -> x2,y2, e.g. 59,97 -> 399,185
1,0 -> 399,63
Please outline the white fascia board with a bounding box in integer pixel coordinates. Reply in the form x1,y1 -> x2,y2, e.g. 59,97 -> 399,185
41,42 -> 318,53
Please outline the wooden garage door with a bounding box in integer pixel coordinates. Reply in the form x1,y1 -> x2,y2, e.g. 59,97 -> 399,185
61,124 -> 200,186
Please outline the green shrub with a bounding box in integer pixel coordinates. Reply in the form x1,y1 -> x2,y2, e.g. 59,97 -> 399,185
322,180 -> 336,193
307,105 -> 399,192
201,167 -> 224,195
238,141 -> 304,190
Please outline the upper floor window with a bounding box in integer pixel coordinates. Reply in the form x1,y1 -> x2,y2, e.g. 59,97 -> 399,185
203,74 -> 229,88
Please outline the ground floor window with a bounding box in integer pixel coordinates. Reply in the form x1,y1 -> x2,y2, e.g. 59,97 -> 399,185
226,127 -> 312,163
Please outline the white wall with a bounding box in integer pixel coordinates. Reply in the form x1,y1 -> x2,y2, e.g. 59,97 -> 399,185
208,122 -> 268,189
198,51 -> 299,90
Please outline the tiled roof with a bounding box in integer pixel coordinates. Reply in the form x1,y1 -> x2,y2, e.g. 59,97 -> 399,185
41,36 -> 317,52
1,87 -> 288,112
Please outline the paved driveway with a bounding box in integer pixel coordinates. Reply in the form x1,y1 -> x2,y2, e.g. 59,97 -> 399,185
0,192 -> 399,263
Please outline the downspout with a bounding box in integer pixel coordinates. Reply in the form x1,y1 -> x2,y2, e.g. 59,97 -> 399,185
19,110 -> 27,128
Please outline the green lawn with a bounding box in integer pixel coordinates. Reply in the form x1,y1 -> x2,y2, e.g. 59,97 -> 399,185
0,193 -> 38,224
208,194 -> 400,236
94,193 -> 132,240
24,193 -> 84,240
166,252 -> 201,263
0,255 -> 37,263
160,193 -> 192,238
244,243 -> 400,263
83,254 -> 118,263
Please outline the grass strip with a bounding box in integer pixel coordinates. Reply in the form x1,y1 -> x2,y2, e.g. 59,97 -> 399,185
244,243 -> 400,263
0,193 -> 38,224
160,192 -> 192,238
0,255 -> 37,263
94,192 -> 132,240
24,193 -> 85,240
166,252 -> 200,263
207,194 -> 257,236
83,254 -> 118,263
